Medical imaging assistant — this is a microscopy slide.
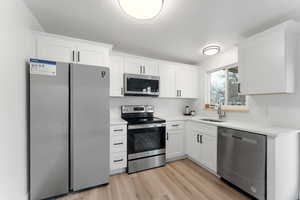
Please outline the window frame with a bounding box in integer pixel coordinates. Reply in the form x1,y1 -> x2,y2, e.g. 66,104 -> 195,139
206,63 -> 248,110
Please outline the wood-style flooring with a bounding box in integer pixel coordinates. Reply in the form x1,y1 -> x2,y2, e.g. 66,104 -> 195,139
59,159 -> 250,200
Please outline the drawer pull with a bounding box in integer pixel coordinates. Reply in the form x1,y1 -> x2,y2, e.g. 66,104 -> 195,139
113,142 -> 124,146
172,124 -> 179,127
113,129 -> 123,132
113,159 -> 124,163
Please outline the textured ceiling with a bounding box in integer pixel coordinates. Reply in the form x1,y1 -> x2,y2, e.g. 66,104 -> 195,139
24,0 -> 300,64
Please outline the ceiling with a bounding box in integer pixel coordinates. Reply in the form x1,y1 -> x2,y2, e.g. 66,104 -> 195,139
24,0 -> 300,65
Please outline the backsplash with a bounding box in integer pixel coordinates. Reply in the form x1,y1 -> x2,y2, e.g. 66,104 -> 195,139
110,97 -> 197,119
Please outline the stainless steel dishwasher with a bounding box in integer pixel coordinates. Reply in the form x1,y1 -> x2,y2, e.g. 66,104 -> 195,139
217,127 -> 266,200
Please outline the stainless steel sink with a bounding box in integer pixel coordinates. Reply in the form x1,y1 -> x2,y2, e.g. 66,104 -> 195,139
200,118 -> 224,123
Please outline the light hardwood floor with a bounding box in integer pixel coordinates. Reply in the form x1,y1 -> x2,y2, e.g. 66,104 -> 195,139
59,159 -> 250,200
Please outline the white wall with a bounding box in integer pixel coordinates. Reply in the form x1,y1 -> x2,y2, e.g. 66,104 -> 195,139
110,97 -> 196,119
0,0 -> 43,199
198,45 -> 300,129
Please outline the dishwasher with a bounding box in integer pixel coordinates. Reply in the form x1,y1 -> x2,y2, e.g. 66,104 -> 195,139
217,127 -> 266,200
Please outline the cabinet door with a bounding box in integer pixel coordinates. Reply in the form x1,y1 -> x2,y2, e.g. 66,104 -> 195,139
109,56 -> 124,97
36,35 -> 76,63
159,64 -> 176,98
124,57 -> 159,75
124,57 -> 144,74
186,129 -> 201,162
76,42 -> 109,67
166,130 -> 184,159
238,24 -> 286,95
144,61 -> 159,76
175,66 -> 200,98
200,134 -> 217,172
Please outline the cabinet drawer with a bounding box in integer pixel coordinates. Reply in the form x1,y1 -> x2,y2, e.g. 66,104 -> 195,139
111,136 -> 126,153
197,123 -> 217,137
110,152 -> 127,170
167,121 -> 185,130
110,125 -> 126,137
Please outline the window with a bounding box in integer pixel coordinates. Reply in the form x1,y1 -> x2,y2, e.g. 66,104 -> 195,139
208,64 -> 246,108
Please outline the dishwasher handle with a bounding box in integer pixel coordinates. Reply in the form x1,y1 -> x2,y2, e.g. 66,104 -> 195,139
232,135 -> 242,140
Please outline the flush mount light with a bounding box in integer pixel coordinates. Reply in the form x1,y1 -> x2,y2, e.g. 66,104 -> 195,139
202,45 -> 221,56
118,0 -> 164,20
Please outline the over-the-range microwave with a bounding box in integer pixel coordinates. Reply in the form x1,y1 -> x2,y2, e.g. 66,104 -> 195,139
124,73 -> 160,97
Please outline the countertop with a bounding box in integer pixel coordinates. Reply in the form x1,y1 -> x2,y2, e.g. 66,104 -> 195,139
110,117 -> 127,125
157,115 -> 300,138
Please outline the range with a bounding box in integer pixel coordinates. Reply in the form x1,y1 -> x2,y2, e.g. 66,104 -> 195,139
121,105 -> 166,173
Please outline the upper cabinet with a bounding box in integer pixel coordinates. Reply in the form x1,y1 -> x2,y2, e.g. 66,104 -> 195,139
175,66 -> 201,98
109,55 -> 125,97
124,57 -> 159,76
238,21 -> 300,95
159,63 -> 177,98
35,32 -> 112,67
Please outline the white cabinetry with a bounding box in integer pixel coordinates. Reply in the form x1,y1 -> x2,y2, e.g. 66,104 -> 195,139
36,32 -> 112,67
124,57 -> 159,76
175,66 -> 201,98
159,63 -> 202,99
238,21 -> 299,95
159,63 -> 177,98
166,121 -> 185,160
109,55 -> 124,97
186,121 -> 217,172
110,125 -> 127,173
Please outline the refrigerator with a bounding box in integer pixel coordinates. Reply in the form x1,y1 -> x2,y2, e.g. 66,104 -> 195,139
29,59 -> 110,200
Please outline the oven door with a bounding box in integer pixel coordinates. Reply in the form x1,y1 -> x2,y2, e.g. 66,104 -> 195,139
127,123 -> 166,160
124,74 -> 160,96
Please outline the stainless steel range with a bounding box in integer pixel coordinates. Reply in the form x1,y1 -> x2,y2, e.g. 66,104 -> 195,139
121,105 -> 166,174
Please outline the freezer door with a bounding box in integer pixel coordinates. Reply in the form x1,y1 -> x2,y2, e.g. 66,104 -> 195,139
29,61 -> 69,200
70,64 -> 110,191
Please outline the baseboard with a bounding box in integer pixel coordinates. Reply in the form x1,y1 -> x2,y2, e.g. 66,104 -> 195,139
187,156 -> 218,176
166,154 -> 187,162
110,168 -> 126,175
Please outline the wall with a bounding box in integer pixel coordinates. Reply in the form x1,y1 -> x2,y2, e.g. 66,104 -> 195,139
110,97 -> 196,119
198,44 -> 300,129
0,0 -> 43,199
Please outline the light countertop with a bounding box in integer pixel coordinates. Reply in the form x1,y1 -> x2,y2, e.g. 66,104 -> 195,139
157,115 -> 300,138
110,117 -> 127,125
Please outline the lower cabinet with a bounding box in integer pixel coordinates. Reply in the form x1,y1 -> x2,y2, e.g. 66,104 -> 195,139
166,121 -> 185,160
110,124 -> 127,173
186,121 -> 217,172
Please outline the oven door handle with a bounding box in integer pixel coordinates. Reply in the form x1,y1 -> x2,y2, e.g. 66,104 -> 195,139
128,123 -> 166,130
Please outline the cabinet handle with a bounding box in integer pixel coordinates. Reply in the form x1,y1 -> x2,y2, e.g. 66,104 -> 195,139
121,87 -> 124,95
180,90 -> 182,97
166,132 -> 169,141
143,66 -> 146,74
113,129 -> 123,132
113,142 -> 123,146
172,124 -> 179,127
200,135 -> 203,144
238,83 -> 241,93
197,134 -> 199,143
139,66 -> 142,74
77,51 -> 80,62
72,50 -> 75,62
176,90 -> 179,97
113,159 -> 123,163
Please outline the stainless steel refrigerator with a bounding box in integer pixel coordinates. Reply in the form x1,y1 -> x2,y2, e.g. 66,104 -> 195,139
29,59 -> 110,200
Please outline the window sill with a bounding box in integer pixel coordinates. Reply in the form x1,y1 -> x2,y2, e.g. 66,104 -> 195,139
204,104 -> 250,113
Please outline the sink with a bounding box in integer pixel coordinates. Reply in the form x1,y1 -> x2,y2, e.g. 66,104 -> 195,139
200,118 -> 224,123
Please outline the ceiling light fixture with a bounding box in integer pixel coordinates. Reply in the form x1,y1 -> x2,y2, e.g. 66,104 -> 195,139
118,0 -> 164,20
202,45 -> 221,56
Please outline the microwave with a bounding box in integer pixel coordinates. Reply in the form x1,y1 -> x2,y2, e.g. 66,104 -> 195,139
124,73 -> 160,96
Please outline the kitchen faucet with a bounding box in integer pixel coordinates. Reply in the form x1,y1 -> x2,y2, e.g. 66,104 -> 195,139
217,100 -> 226,120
